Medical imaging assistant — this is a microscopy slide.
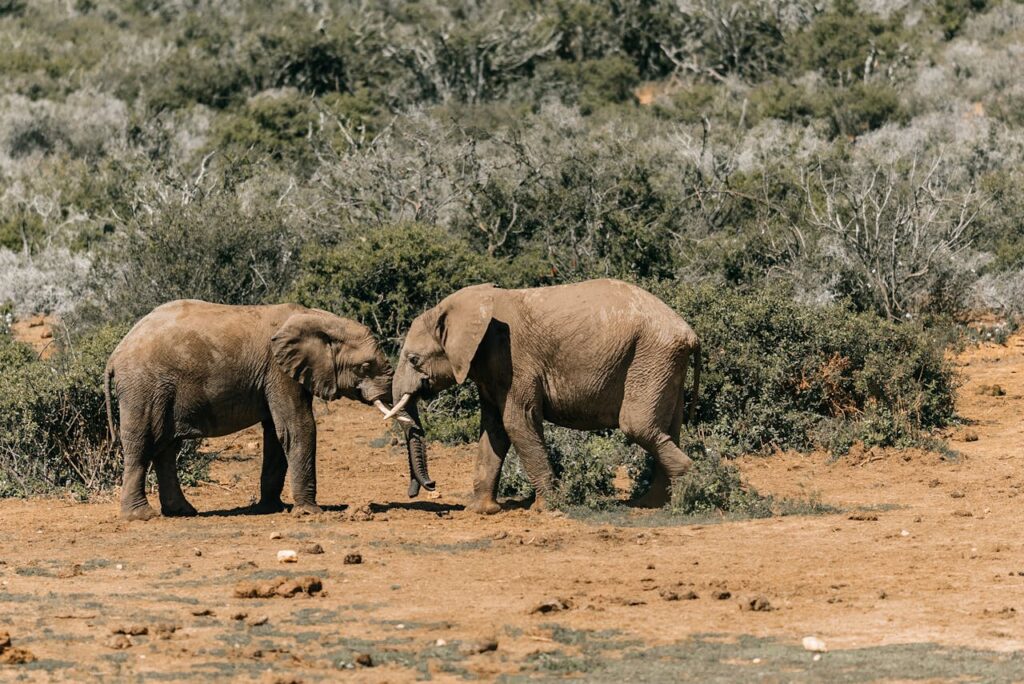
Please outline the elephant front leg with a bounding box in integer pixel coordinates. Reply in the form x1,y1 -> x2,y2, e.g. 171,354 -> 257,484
469,401 -> 510,515
254,420 -> 287,514
503,404 -> 555,510
269,395 -> 322,516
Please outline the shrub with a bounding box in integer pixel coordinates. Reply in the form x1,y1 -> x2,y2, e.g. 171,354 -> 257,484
0,325 -> 122,497
291,223 -> 505,348
0,324 -> 214,498
664,441 -> 773,517
657,282 -> 958,456
90,187 -> 303,324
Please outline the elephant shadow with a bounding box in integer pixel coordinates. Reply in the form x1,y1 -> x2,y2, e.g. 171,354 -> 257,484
369,501 -> 465,515
198,503 -> 351,518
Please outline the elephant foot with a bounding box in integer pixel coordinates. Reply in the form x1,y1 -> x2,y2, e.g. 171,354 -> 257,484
530,493 -> 550,512
251,498 -> 287,514
467,498 -> 502,515
122,503 -> 159,521
291,503 -> 323,517
162,500 -> 198,517
628,487 -> 671,509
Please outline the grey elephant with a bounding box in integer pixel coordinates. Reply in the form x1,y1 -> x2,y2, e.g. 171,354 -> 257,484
105,300 -> 428,520
383,278 -> 700,513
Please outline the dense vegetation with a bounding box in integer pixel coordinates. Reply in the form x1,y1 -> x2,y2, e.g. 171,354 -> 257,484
1,0 -> 1019,508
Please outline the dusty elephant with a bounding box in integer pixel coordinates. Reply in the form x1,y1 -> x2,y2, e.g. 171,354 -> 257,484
384,278 -> 701,513
105,300 -> 424,520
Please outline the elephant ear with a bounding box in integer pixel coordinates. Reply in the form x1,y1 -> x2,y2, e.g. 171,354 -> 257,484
271,313 -> 349,400
436,284 -> 495,384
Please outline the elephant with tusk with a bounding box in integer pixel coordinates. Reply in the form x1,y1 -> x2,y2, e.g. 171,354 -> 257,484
105,299 -> 424,520
389,278 -> 701,513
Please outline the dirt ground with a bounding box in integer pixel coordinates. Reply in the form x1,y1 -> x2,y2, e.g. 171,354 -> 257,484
2,330 -> 1024,682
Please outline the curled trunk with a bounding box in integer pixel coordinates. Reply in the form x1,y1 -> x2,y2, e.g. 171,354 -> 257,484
401,402 -> 434,497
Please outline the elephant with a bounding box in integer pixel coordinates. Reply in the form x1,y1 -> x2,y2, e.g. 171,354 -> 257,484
104,300 -> 427,520
384,278 -> 701,513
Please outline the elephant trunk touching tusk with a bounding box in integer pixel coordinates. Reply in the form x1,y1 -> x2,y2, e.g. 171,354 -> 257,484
381,393 -> 411,421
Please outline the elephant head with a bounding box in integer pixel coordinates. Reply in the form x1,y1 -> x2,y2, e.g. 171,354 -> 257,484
270,311 -> 393,406
384,285 -> 496,496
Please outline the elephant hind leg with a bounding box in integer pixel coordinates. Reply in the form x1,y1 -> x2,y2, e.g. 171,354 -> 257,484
255,419 -> 287,514
628,435 -> 693,509
154,439 -> 197,517
120,430 -> 158,521
621,358 -> 691,509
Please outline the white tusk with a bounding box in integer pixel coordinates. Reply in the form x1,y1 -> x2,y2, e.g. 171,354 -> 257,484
373,399 -> 390,416
381,393 -> 411,421
396,415 -> 414,425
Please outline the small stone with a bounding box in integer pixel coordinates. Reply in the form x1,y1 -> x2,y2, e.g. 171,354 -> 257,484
277,549 -> 298,563
269,532 -> 283,540
459,638 -> 498,655
660,589 -> 680,601
106,634 -> 132,650
712,590 -> 731,600
247,615 -> 269,627
900,529 -> 910,536
111,625 -> 148,636
492,531 -> 508,540
343,553 -> 362,565
435,639 -> 448,647
951,490 -> 966,499
681,590 -> 699,600
191,608 -> 214,616
354,652 -> 373,667
193,548 -> 202,557
963,431 -> 979,442
231,612 -> 248,621
802,636 -> 827,653
0,632 -> 10,651
298,542 -> 324,555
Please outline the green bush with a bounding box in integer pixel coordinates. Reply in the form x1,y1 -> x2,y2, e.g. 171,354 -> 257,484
90,188 -> 303,324
0,324 -> 214,498
292,223 -> 506,348
664,441 -> 773,518
658,283 -> 958,456
0,325 -> 123,497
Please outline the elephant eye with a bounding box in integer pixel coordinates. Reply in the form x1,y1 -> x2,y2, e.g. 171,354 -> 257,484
358,362 -> 371,375
407,353 -> 421,368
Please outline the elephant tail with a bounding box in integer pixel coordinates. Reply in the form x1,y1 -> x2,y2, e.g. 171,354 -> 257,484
687,341 -> 701,426
104,365 -> 119,451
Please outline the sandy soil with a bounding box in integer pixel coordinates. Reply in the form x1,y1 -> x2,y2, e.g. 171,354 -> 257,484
1,332 -> 1023,682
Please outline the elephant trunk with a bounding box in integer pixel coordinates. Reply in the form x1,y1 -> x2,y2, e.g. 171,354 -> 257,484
401,401 -> 434,497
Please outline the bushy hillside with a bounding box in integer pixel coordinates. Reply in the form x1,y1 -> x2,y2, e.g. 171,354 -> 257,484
0,0 -> 1018,501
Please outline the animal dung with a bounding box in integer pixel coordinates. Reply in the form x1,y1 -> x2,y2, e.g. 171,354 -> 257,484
233,575 -> 323,599
276,549 -> 298,563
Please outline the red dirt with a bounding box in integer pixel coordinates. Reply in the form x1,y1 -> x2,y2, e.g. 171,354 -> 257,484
1,333 -> 1023,680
